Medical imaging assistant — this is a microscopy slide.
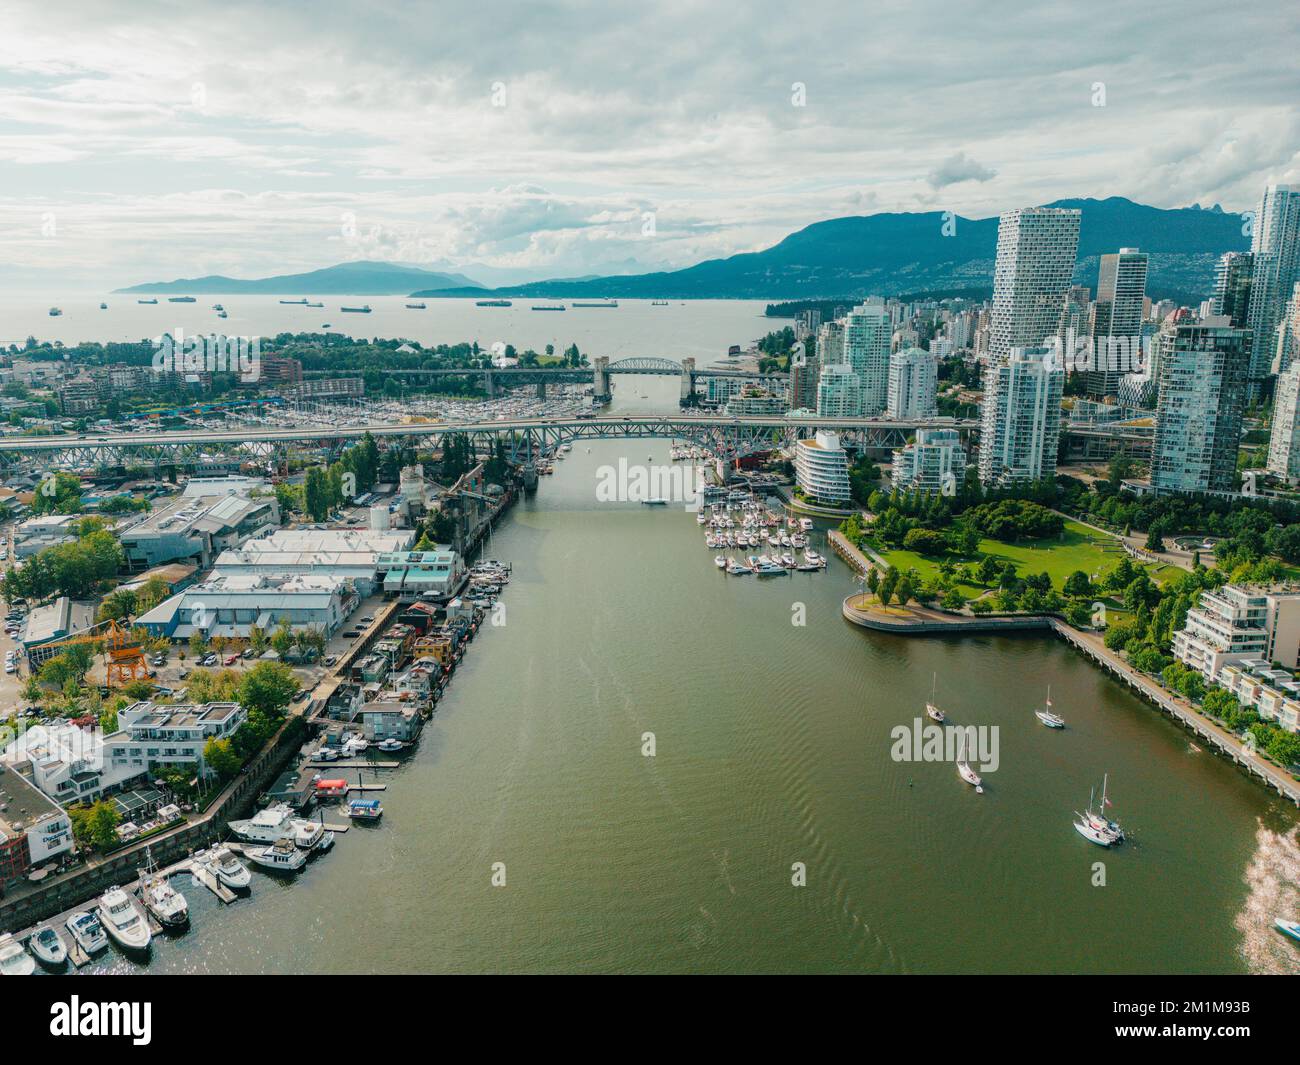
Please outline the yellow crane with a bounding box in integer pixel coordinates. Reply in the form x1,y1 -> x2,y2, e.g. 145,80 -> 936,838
38,618 -> 149,689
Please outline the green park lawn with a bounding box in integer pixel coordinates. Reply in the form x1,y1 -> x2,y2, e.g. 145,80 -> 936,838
873,519 -> 1182,598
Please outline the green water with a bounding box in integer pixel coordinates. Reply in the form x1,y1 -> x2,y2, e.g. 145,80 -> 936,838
80,439 -> 1300,974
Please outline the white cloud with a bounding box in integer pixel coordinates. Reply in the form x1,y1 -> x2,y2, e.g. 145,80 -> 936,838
0,0 -> 1296,285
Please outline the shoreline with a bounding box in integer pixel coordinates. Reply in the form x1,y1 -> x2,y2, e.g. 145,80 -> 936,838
840,592 -> 1300,807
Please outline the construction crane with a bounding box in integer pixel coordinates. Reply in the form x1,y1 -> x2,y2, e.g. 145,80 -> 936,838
37,618 -> 150,689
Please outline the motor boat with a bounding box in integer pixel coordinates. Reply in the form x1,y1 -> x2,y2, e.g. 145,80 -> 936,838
1274,917 -> 1300,943
96,886 -> 152,952
65,911 -> 108,955
376,738 -> 405,753
203,846 -> 252,890
315,831 -> 336,853
28,925 -> 68,967
291,817 -> 326,849
138,850 -> 189,929
246,838 -> 307,874
714,555 -> 727,569
0,934 -> 35,976
228,802 -> 298,844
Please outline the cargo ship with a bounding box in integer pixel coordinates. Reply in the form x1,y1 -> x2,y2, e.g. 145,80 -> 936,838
572,299 -> 618,308
168,296 -> 196,302
476,299 -> 512,307
341,304 -> 372,313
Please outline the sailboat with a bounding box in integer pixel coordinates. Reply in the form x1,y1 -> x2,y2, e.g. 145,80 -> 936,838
1035,686 -> 1065,728
926,673 -> 946,722
956,734 -> 983,793
1079,776 -> 1124,843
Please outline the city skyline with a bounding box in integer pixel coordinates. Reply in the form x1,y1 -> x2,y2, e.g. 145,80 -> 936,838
1,0 -> 1298,288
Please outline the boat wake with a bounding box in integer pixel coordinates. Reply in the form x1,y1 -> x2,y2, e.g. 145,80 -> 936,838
1233,820 -> 1300,974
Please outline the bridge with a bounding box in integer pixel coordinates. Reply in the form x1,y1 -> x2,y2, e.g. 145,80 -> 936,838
304,357 -> 788,402
0,413 -> 976,471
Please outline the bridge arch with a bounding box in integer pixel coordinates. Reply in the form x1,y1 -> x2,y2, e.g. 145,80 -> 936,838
605,357 -> 684,375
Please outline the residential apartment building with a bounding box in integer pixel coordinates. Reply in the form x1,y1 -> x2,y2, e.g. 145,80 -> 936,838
843,302 -> 892,414
794,430 -> 851,505
891,429 -> 966,495
885,348 -> 938,418
1150,316 -> 1249,494
1247,185 -> 1300,392
1172,585 -> 1300,679
989,207 -> 1081,362
1267,362 -> 1300,484
816,363 -> 862,418
1087,248 -> 1148,397
977,346 -> 1063,486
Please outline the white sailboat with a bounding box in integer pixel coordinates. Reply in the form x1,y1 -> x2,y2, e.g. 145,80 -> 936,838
1073,815 -> 1115,846
1080,775 -> 1124,842
1035,686 -> 1065,728
956,734 -> 983,793
926,673 -> 946,722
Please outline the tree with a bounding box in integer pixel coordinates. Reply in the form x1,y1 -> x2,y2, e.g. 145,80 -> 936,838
237,660 -> 298,718
270,620 -> 294,656
902,528 -> 947,555
1063,570 -> 1092,599
248,624 -> 269,654
976,555 -> 999,587
896,576 -> 915,606
203,736 -> 242,781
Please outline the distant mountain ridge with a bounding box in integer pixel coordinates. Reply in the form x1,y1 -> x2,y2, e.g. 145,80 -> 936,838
409,197 -> 1248,305
117,260 -> 482,296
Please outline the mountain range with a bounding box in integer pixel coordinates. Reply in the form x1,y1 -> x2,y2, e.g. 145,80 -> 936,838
116,260 -> 482,296
120,198 -> 1250,305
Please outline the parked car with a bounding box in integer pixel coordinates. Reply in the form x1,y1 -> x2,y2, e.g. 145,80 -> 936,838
323,655 -> 337,667
224,654 -> 238,666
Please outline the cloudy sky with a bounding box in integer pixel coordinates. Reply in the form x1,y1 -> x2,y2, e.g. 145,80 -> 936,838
2,0 -> 1298,288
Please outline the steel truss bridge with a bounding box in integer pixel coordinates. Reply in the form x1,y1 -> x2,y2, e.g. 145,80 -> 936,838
0,414 -> 976,471
304,358 -> 789,399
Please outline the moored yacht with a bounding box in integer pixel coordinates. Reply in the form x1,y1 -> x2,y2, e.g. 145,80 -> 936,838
29,925 -> 68,968
65,911 -> 109,955
246,837 -> 307,874
96,886 -> 151,952
0,934 -> 35,976
203,846 -> 252,890
138,850 -> 189,929
292,817 -> 326,850
228,802 -> 298,844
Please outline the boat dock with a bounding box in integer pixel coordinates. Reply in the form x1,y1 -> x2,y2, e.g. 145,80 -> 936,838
306,760 -> 399,769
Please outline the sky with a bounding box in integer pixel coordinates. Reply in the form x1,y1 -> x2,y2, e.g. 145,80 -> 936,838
1,0 -> 1298,289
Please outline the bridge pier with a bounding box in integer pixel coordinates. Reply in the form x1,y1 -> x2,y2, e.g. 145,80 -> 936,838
680,357 -> 695,405
536,380 -> 546,400
484,370 -> 496,398
592,356 -> 611,403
